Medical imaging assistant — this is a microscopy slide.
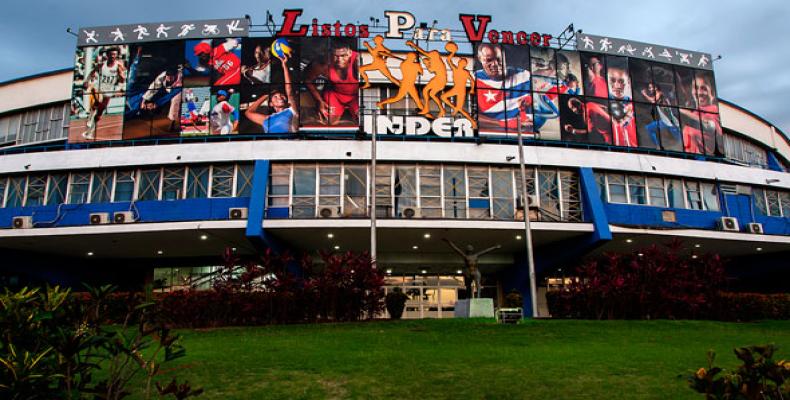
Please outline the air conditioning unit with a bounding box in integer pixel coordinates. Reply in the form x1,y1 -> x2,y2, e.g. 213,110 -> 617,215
89,212 -> 110,225
516,195 -> 538,210
718,217 -> 739,232
228,207 -> 248,220
402,207 -> 421,219
747,222 -> 764,234
113,211 -> 136,224
12,216 -> 33,229
318,207 -> 340,218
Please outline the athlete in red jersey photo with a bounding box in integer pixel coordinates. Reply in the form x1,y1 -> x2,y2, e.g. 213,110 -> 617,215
191,39 -> 241,86
583,55 -> 608,98
304,40 -> 359,126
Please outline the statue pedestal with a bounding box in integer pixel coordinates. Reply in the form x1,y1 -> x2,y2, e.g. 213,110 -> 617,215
454,298 -> 495,318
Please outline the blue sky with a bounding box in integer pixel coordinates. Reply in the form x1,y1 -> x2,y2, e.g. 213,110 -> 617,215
2,0 -> 789,132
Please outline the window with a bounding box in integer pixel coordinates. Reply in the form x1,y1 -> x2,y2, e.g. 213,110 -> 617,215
292,164 -> 316,218
685,181 -> 703,210
595,173 -> 607,203
344,165 -> 367,217
162,167 -> 185,200
667,179 -> 685,208
419,165 -> 442,218
268,164 -> 290,211
752,188 -> 767,216
538,170 -> 560,220
210,165 -> 234,198
68,173 -> 91,204
90,171 -> 113,203
375,164 -> 393,218
607,174 -> 627,204
235,164 -> 254,197
701,182 -> 720,212
186,166 -> 209,199
25,175 -> 47,207
627,175 -> 647,205
468,166 -> 490,219
443,166 -> 466,219
394,165 -> 416,218
47,174 -> 68,205
647,177 -> 667,207
318,164 -> 341,214
491,168 -> 514,220
781,191 -> 790,217
0,177 -> 6,207
559,171 -> 582,222
113,170 -> 135,202
138,169 -> 161,201
763,190 -> 781,217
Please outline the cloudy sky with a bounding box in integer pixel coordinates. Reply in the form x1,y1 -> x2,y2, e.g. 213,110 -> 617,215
2,0 -> 788,133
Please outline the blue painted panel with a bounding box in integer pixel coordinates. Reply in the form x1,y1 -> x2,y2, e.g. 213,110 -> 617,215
266,207 -> 289,219
468,199 -> 489,209
0,197 -> 250,228
605,203 -> 723,230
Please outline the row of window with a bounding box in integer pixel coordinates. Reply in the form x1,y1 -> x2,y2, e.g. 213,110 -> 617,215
268,163 -> 583,222
0,163 -> 254,208
596,172 -> 721,211
0,103 -> 70,146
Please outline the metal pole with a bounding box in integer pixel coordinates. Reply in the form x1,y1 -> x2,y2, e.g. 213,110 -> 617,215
370,109 -> 378,268
517,116 -> 539,318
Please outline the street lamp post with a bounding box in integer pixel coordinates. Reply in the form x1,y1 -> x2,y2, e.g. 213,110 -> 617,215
517,116 -> 539,318
370,109 -> 378,268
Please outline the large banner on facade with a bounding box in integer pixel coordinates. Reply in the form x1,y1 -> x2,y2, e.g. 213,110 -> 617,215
68,12 -> 722,157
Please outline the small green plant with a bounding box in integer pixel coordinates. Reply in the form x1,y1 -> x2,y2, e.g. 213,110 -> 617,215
385,287 -> 408,320
689,344 -> 790,399
504,289 -> 523,308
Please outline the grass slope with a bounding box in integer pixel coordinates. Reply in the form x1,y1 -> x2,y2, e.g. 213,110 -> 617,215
151,319 -> 790,399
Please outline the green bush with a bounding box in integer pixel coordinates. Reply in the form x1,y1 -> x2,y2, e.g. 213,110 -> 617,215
689,344 -> 790,399
0,285 -> 201,399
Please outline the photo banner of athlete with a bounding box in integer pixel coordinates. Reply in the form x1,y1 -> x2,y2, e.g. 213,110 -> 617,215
68,12 -> 722,157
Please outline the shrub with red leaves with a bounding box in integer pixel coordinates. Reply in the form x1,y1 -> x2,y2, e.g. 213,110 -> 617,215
547,240 -> 727,320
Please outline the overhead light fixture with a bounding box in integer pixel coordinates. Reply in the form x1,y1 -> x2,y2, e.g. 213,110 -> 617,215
86,251 -> 94,256
456,270 -> 463,274
637,253 -> 644,257
421,269 -> 427,274
412,245 -> 419,250
327,233 -> 334,239
334,245 -> 340,250
516,235 -> 522,240
385,269 -> 392,274
157,250 -> 164,255
626,239 -> 633,243
694,244 -> 701,248
691,255 -> 698,259
200,235 -> 208,240
423,233 -> 431,239
756,247 -> 763,251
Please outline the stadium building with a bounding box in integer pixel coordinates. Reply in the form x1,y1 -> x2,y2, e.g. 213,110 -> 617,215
0,11 -> 787,317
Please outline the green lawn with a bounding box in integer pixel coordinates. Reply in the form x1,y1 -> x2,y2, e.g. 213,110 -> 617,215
148,319 -> 790,399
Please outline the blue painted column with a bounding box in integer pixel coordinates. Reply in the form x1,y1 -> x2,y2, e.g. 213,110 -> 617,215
578,167 -> 612,242
245,160 -> 270,247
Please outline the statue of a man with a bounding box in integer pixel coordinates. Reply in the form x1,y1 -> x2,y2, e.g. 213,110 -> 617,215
443,239 -> 501,298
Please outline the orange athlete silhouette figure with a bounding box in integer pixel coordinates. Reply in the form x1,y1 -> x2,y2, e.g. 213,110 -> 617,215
439,42 -> 476,128
405,40 -> 447,119
376,52 -> 424,110
360,35 -> 399,89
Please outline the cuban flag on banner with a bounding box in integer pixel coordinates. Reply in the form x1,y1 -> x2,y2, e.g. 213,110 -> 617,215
475,68 -> 532,129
